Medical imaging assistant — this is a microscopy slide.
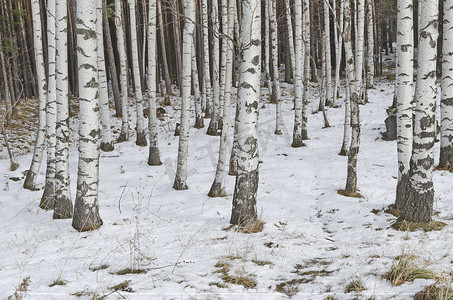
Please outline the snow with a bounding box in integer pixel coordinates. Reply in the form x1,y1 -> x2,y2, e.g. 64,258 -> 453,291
1,78 -> 452,299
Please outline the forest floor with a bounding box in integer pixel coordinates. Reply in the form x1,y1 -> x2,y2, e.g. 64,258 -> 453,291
1,77 -> 453,299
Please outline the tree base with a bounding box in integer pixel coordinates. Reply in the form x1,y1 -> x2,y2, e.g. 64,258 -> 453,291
194,117 -> 204,129
302,130 -> 308,140
117,132 -> 129,143
148,147 -> 162,166
40,183 -> 55,210
53,194 -> 73,219
136,132 -> 148,147
206,120 -> 219,136
395,174 -> 410,210
275,130 -> 282,135
100,142 -> 114,152
291,137 -> 305,148
391,219 -> 446,232
339,148 -> 348,156
400,186 -> 434,223
337,189 -> 363,198
230,170 -> 258,225
208,181 -> 227,197
72,216 -> 103,232
23,171 -> 39,191
173,177 -> 188,190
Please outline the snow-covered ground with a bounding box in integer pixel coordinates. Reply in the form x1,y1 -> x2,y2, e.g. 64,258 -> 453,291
1,78 -> 452,299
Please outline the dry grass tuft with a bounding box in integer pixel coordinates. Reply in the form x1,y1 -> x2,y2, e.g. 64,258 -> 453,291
337,189 -> 363,198
391,220 -> 447,232
221,274 -> 257,289
345,278 -> 366,293
384,254 -> 436,286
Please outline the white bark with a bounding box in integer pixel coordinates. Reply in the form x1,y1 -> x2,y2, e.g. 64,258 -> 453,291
395,0 -> 413,209
285,0 -> 296,80
40,0 -> 57,210
231,0 -> 261,226
340,76 -> 351,156
115,0 -> 129,142
355,0 -> 365,103
302,0 -> 310,139
264,0 -> 273,96
53,0 -> 73,219
147,0 -> 162,166
207,0 -> 221,135
128,0 -> 147,146
24,0 -> 47,190
324,0 -> 333,106
440,0 -> 453,169
219,0 -> 228,115
73,0 -> 103,231
97,0 -> 114,152
192,42 -> 204,129
366,0 -> 375,88
343,0 -> 361,194
209,0 -> 234,197
201,0 -> 212,115
269,0 -> 282,135
333,0 -> 343,106
173,0 -> 195,190
292,0 -> 304,147
401,0 -> 438,223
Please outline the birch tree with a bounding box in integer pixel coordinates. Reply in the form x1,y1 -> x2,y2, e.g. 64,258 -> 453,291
269,0 -> 282,135
97,0 -> 114,152
173,0 -> 195,190
285,0 -> 296,80
209,0 -> 234,197
115,0 -> 130,142
40,0 -> 57,210
439,0 -> 453,170
192,42 -> 204,129
201,0 -> 212,116
292,0 -> 304,148
73,0 -> 103,231
333,0 -> 344,106
343,0 -> 361,195
24,0 -> 46,191
366,0 -> 375,89
128,0 -> 147,146
264,0 -> 272,96
394,0 -> 413,209
323,0 -> 333,107
355,0 -> 365,103
53,0 -> 73,219
207,0 -> 221,136
147,0 -> 163,166
302,0 -> 310,139
231,0 -> 261,226
400,0 -> 438,223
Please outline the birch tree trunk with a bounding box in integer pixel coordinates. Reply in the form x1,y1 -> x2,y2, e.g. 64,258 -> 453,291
264,0 -> 273,96
218,0 -> 228,116
285,0 -> 296,80
400,0 -> 438,223
24,0 -> 47,191
333,0 -> 343,106
355,0 -> 365,104
173,0 -> 195,190
343,0 -> 361,194
302,0 -> 310,140
269,0 -> 282,135
40,0 -> 57,210
53,0 -> 73,219
366,0 -> 375,89
209,0 -> 234,197
439,0 -> 453,170
231,0 -> 261,226
147,0 -> 163,166
128,0 -> 147,146
115,0 -> 130,142
340,76 -> 351,156
171,0 -> 182,91
292,0 -> 304,148
394,0 -> 413,209
73,0 -> 103,232
323,0 -> 333,107
192,42 -> 204,129
201,0 -> 212,116
207,0 -> 221,136
97,0 -> 114,152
